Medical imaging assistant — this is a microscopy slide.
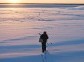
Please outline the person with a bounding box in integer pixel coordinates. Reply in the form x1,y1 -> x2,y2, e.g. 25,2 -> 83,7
39,31 -> 49,53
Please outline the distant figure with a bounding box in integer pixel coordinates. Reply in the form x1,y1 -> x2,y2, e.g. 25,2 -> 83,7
39,31 -> 49,53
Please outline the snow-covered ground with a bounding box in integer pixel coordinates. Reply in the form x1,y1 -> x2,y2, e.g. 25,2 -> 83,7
0,5 -> 84,62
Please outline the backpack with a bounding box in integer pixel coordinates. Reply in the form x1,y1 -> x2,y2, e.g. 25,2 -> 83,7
39,38 -> 43,42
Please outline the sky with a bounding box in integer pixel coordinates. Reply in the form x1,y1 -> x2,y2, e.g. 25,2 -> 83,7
0,0 -> 84,3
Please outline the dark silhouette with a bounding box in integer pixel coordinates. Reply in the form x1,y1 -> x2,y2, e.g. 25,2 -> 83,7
39,31 -> 49,53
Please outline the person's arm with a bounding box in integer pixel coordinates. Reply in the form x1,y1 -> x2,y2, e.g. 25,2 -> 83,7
46,34 -> 49,39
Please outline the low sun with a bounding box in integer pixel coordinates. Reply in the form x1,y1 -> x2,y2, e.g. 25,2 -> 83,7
9,0 -> 20,3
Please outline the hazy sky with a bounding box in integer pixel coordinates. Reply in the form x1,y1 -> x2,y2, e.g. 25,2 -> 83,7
0,0 -> 84,3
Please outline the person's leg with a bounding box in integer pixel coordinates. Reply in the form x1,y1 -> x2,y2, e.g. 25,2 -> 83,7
42,42 -> 47,53
44,42 -> 46,51
42,43 -> 44,53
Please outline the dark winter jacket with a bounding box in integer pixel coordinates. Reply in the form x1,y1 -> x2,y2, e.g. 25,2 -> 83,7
40,33 -> 48,42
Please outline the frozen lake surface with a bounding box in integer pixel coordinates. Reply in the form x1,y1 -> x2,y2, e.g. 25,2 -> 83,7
0,4 -> 84,62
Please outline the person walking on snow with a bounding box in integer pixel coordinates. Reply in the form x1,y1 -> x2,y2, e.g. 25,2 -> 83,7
39,31 -> 49,53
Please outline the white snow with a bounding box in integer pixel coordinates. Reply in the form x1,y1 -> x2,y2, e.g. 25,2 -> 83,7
0,5 -> 84,62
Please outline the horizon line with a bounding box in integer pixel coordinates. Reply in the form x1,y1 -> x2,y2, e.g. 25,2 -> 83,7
0,3 -> 84,5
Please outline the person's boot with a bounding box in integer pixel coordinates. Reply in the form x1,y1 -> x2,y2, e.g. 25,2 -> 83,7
42,50 -> 45,53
